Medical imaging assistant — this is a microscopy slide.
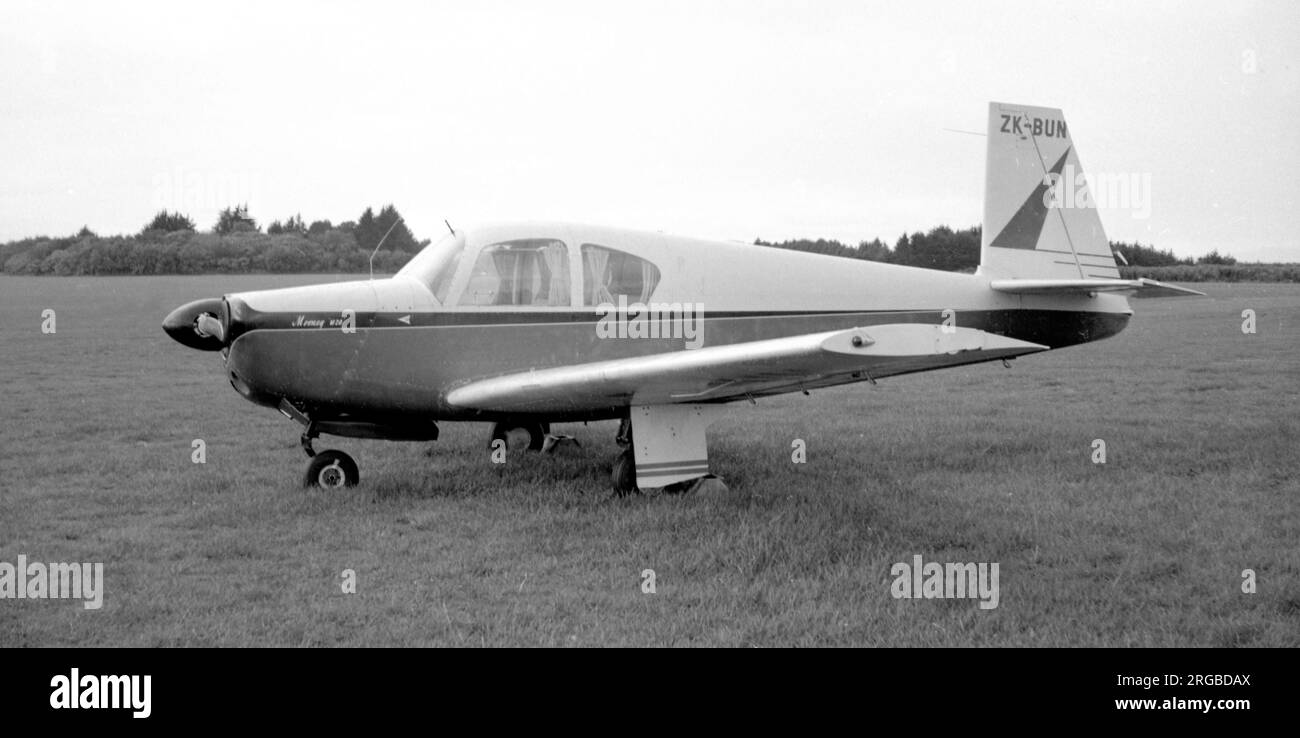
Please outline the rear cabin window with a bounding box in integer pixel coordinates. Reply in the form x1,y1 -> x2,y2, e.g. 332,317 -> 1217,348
459,239 -> 571,307
581,244 -> 661,306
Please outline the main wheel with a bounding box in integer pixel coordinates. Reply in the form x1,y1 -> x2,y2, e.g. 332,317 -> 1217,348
303,450 -> 359,489
611,448 -> 639,497
489,422 -> 547,453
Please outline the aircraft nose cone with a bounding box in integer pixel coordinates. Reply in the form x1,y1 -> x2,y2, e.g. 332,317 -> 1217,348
163,297 -> 228,351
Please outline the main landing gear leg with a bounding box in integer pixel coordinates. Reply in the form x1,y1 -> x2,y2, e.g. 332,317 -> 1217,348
611,417 -> 639,497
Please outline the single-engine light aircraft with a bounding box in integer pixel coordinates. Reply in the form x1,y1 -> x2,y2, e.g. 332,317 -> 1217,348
164,102 -> 1201,494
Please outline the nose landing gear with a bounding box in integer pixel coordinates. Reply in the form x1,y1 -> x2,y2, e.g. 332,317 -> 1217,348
281,400 -> 361,489
298,421 -> 359,489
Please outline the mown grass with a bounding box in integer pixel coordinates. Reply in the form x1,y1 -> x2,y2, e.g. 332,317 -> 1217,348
1,276 -> 1297,646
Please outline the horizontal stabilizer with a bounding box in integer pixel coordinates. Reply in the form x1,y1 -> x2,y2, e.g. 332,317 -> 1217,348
990,278 -> 1205,299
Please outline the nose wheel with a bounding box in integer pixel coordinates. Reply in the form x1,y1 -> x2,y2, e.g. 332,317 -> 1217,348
281,402 -> 361,489
303,449 -> 359,489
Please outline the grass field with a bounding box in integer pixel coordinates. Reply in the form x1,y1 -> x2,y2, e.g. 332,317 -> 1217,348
1,275 -> 1297,647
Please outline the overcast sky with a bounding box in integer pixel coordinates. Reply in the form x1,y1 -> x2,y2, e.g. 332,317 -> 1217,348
2,0 -> 1297,261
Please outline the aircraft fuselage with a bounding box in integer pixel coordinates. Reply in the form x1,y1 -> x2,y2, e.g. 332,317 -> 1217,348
167,222 -> 1131,428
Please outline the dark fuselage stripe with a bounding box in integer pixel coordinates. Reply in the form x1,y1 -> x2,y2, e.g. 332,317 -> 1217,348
234,308 -> 932,331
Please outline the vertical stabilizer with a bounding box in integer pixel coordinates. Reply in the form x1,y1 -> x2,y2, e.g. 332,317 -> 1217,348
979,102 -> 1121,281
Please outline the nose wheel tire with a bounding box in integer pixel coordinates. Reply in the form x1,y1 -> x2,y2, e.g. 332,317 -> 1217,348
303,450 -> 359,489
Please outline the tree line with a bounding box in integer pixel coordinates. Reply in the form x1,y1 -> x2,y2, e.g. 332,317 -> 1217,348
754,230 -> 1300,282
1,204 -> 427,276
0,209 -> 1269,279
755,228 -> 1244,271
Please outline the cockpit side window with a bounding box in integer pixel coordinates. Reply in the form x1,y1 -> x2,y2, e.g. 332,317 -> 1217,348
581,244 -> 661,306
458,239 -> 571,307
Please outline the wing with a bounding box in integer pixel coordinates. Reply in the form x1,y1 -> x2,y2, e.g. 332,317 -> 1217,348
990,277 -> 1204,298
445,324 -> 1048,414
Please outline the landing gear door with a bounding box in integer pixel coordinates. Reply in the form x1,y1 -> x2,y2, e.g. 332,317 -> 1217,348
631,404 -> 720,489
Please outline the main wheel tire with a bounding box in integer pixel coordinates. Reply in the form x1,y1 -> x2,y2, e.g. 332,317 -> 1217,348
489,422 -> 546,453
611,448 -> 639,497
303,450 -> 359,489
